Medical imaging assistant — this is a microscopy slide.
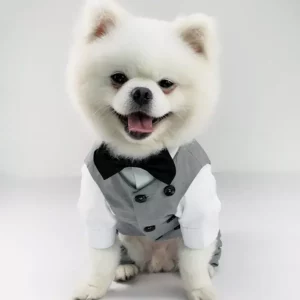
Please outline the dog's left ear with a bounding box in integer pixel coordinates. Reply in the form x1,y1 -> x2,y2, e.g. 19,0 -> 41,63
174,14 -> 219,60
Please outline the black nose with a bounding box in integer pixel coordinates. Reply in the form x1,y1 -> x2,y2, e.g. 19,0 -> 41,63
131,87 -> 153,106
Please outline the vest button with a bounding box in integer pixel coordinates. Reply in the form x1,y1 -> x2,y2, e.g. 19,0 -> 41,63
167,215 -> 176,223
135,195 -> 147,203
144,225 -> 156,232
164,185 -> 176,196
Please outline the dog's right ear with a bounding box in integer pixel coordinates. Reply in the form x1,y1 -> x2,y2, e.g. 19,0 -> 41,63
79,0 -> 129,42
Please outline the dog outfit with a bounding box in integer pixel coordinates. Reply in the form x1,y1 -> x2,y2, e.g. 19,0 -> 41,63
79,140 -> 222,266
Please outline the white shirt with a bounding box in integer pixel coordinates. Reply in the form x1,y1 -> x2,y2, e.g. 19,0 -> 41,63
78,148 -> 221,249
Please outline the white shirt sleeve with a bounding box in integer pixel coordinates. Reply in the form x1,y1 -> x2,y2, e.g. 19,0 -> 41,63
176,164 -> 221,249
78,164 -> 117,249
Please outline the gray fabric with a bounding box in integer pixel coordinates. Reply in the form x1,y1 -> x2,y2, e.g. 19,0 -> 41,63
119,245 -> 135,265
210,231 -> 222,267
85,140 -> 210,241
86,140 -> 222,267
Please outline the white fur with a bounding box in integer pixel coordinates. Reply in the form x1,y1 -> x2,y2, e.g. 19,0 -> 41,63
67,0 -> 219,159
179,240 -> 217,300
69,1 -> 220,299
119,235 -> 179,273
74,236 -> 217,299
73,241 -> 120,300
115,264 -> 139,282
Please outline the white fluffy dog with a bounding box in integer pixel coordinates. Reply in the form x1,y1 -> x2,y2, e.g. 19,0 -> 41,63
67,0 -> 220,299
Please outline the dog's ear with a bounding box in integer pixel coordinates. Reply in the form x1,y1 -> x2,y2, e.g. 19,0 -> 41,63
79,0 -> 129,42
174,14 -> 219,60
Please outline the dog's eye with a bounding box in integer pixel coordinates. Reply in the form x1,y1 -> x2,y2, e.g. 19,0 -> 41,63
111,73 -> 128,86
158,79 -> 175,89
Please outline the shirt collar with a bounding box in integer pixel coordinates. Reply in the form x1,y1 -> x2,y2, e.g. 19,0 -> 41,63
168,147 -> 179,160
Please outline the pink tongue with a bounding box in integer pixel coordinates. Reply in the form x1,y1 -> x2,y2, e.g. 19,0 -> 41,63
128,113 -> 153,133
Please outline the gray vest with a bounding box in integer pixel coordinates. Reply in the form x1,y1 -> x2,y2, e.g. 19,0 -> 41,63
85,140 -> 210,242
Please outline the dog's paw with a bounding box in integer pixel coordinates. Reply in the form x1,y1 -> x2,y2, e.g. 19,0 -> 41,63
114,264 -> 139,282
73,283 -> 108,300
187,286 -> 217,300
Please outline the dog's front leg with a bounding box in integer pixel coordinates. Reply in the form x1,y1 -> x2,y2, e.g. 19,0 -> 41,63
179,241 -> 217,300
73,241 -> 120,300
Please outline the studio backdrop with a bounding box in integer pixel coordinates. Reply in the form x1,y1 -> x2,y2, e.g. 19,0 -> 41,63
1,0 -> 299,178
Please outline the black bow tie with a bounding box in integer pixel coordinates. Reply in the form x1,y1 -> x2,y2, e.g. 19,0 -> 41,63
93,144 -> 176,185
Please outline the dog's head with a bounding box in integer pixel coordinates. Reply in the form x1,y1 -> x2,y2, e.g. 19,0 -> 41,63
67,0 -> 219,158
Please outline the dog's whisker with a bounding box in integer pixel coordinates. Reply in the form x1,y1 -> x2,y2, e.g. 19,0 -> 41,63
93,106 -> 111,117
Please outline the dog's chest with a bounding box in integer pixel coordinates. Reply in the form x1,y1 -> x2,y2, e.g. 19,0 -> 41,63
85,140 -> 210,242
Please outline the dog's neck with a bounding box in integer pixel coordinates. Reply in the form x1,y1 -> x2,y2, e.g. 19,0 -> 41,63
102,141 -> 179,160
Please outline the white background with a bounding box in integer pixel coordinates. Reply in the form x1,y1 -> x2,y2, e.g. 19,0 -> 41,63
1,3 -> 300,300
1,0 -> 300,178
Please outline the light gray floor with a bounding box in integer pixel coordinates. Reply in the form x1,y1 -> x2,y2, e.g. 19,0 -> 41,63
1,174 -> 300,300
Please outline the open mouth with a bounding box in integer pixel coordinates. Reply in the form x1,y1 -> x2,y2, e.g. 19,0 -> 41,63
112,110 -> 171,140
